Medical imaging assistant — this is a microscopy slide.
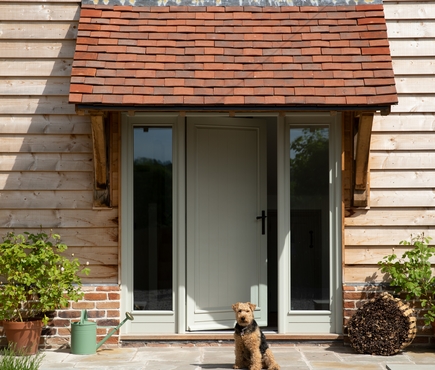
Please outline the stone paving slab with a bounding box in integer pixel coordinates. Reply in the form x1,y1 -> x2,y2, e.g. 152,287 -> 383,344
37,345 -> 435,370
386,366 -> 435,370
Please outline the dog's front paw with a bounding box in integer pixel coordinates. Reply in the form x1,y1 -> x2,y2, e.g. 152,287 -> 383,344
233,366 -> 241,369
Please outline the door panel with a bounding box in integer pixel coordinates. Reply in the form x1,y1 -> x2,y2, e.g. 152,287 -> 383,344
186,117 -> 267,330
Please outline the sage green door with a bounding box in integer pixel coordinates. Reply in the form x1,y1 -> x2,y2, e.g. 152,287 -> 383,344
186,117 -> 268,331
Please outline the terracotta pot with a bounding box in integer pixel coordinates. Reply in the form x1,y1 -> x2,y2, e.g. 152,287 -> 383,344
2,320 -> 43,355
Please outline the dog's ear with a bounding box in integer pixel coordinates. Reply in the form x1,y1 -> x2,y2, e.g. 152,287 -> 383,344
232,303 -> 239,312
248,302 -> 256,312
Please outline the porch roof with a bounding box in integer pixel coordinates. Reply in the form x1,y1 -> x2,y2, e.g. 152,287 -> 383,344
69,3 -> 398,112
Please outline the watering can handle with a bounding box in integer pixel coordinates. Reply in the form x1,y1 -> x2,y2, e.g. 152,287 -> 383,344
80,309 -> 88,324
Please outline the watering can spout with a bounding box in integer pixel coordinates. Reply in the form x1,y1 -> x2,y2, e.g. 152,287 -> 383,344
96,312 -> 134,350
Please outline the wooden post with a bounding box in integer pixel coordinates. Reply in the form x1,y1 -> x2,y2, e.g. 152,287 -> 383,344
353,112 -> 374,207
90,112 -> 109,207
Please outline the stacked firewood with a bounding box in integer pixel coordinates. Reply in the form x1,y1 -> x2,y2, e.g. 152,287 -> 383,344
347,292 -> 416,356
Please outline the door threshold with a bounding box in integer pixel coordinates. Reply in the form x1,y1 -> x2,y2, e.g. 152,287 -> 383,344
121,333 -> 343,342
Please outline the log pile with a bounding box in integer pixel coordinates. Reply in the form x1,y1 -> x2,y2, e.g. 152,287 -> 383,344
347,292 -> 416,356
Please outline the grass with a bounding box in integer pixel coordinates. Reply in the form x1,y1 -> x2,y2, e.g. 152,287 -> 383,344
0,346 -> 44,370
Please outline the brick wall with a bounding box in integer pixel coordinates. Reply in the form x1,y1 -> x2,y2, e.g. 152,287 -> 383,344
46,285 -> 121,349
0,285 -> 121,350
343,283 -> 435,346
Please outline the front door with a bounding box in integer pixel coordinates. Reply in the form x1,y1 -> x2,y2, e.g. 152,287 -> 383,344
186,117 -> 268,331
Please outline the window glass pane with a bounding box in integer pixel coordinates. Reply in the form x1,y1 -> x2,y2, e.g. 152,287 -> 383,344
133,127 -> 172,311
290,126 -> 330,311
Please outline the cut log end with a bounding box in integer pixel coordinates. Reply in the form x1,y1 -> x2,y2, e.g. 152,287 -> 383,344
347,292 -> 416,356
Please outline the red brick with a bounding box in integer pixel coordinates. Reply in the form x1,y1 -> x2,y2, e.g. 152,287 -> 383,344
121,95 -> 142,104
346,96 -> 368,105
286,96 -> 306,104
82,94 -> 103,103
362,47 -> 391,55
232,87 -> 253,95
132,87 -> 152,94
224,96 -> 244,104
71,67 -> 97,77
183,96 -> 203,104
70,84 -> 93,94
364,77 -> 395,86
355,4 -> 383,11
367,94 -> 398,105
92,86 -> 113,94
174,87 -> 194,95
245,96 -> 265,104
69,93 -> 83,103
134,70 -> 155,79
101,94 -> 123,104
325,96 -> 346,105
80,9 -> 102,18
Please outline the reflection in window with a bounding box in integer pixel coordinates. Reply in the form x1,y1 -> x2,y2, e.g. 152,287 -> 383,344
290,126 -> 330,311
133,127 -> 172,311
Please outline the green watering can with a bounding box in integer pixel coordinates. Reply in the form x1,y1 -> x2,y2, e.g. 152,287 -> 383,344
71,310 -> 134,355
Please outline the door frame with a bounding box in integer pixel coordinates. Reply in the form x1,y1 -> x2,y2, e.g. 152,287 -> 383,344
120,113 -> 185,334
277,113 -> 342,334
120,112 -> 342,335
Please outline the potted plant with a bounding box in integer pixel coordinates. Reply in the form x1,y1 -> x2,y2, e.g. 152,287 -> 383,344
378,233 -> 435,327
0,230 -> 90,354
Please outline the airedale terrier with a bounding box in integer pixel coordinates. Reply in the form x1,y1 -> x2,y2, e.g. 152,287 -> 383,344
232,302 -> 280,370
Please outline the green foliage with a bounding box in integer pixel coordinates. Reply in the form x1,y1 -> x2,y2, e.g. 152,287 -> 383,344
290,128 -> 329,202
378,233 -> 435,326
0,345 -> 44,370
0,231 -> 90,325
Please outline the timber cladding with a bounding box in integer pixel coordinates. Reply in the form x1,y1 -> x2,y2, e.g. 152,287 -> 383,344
0,0 -> 119,285
343,0 -> 435,342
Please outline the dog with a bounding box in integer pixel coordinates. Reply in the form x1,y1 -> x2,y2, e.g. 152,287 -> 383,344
232,302 -> 280,370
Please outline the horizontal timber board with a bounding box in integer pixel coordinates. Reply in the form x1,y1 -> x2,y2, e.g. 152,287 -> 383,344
0,97 -> 76,115
0,172 -> 92,190
0,77 -> 72,95
0,208 -> 118,228
345,208 -> 435,226
391,95 -> 435,113
0,3 -> 80,21
370,189 -> 435,207
0,227 -> 118,246
0,190 -> 94,208
389,40 -> 435,57
373,113 -> 435,132
344,266 -> 435,284
344,266 -> 388,283
0,153 -> 93,171
0,22 -> 78,40
384,3 -> 435,20
371,170 -> 435,188
386,20 -> 435,38
391,59 -> 435,75
0,115 -> 91,134
67,246 -> 118,265
0,134 -> 91,153
370,152 -> 435,170
395,76 -> 435,94
81,265 -> 118,284
371,133 -> 435,150
345,227 -> 435,246
345,246 -> 435,265
0,59 -> 73,77
1,41 -> 76,59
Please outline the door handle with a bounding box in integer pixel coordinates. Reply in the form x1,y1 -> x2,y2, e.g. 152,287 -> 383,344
256,210 -> 267,235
